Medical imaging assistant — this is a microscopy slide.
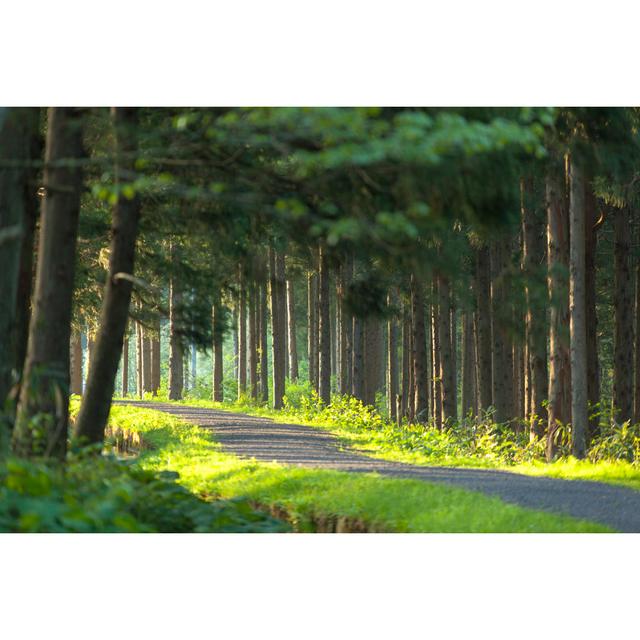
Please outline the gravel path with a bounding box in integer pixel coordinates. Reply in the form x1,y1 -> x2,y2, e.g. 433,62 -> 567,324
121,401 -> 640,532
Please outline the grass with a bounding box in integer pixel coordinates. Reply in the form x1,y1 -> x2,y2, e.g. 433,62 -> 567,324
129,393 -> 640,492
105,402 -> 611,532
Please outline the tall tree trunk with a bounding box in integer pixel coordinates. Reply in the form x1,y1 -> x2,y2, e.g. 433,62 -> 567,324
352,317 -> 364,401
237,266 -> 247,399
142,333 -> 152,393
212,304 -> 224,402
248,281 -> 258,400
438,275 -> 456,423
521,176 -> 548,437
70,332 -> 83,395
151,328 -> 160,396
307,270 -> 318,390
136,321 -> 143,398
338,258 -> 352,395
461,311 -> 475,416
613,205 -> 633,424
401,302 -> 411,419
121,334 -> 129,397
387,291 -> 399,421
286,279 -> 299,382
168,277 -> 184,401
14,108 -> 84,459
475,246 -> 493,412
411,274 -> 429,422
431,297 -> 442,428
74,108 -> 143,445
363,317 -> 383,407
259,278 -> 269,404
546,169 -> 572,458
635,212 -> 640,425
0,108 -> 39,416
585,182 -> 600,441
270,248 -> 286,409
318,245 -> 332,405
569,155 -> 587,459
490,237 -> 514,424
232,305 -> 238,382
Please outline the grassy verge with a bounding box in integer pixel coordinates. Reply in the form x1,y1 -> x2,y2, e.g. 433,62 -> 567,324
133,395 -> 640,492
106,403 -> 610,532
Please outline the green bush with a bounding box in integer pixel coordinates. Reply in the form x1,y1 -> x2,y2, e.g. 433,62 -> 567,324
0,454 -> 289,533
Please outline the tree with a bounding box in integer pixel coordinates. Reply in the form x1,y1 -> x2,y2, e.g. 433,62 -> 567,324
318,245 -> 331,404
286,278 -> 299,382
410,274 -> 428,423
569,155 -> 588,459
270,247 -> 286,409
74,108 -> 143,446
14,108 -> 85,459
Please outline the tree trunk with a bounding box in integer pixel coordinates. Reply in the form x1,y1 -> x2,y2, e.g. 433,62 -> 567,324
270,248 -> 286,409
70,332 -> 83,395
136,321 -> 143,398
74,108 -> 143,445
546,169 -> 572,459
286,279 -> 299,382
431,297 -> 442,428
307,270 -> 318,390
352,316 -> 364,401
585,182 -> 600,441
0,108 -> 39,414
212,304 -> 224,402
13,108 -> 85,459
411,274 -> 429,422
401,302 -> 411,419
475,246 -> 493,412
635,212 -> 640,425
613,205 -> 633,424
490,237 -> 514,424
248,281 -> 258,400
338,258 -> 352,395
387,291 -> 399,421
259,278 -> 269,404
318,245 -> 332,405
569,156 -> 587,458
142,333 -> 152,393
122,334 -> 129,397
168,277 -> 184,401
363,317 -> 383,407
521,176 -> 548,436
461,311 -> 475,416
151,330 -> 160,396
237,266 -> 247,399
438,274 -> 456,423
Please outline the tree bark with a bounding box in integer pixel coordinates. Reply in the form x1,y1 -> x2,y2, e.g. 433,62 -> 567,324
121,334 -> 129,397
270,247 -> 287,409
613,205 -> 633,423
151,329 -> 160,396
438,274 -> 456,423
168,276 -> 184,401
569,156 -> 587,458
352,316 -> 364,401
475,246 -> 493,412
142,333 -> 152,393
318,244 -> 332,405
521,176 -> 548,436
461,311 -> 475,416
286,279 -> 299,382
259,278 -> 269,404
14,108 -> 85,459
237,266 -> 247,399
74,108 -> 143,445
363,317 -> 383,407
0,108 -> 39,414
401,302 -> 411,419
546,170 -> 571,459
212,304 -> 224,402
70,332 -> 83,395
136,321 -> 143,398
248,280 -> 258,400
411,274 -> 429,422
387,291 -> 399,421
307,270 -> 318,390
431,296 -> 442,428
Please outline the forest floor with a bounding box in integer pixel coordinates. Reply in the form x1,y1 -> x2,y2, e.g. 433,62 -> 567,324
117,400 -> 640,532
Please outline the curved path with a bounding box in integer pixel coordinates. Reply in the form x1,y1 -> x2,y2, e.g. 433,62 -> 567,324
121,401 -> 640,532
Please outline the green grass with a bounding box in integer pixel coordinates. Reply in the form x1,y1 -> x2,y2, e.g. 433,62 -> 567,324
130,394 -> 640,493
105,402 -> 611,532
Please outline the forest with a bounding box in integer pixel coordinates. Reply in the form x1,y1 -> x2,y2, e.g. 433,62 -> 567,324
2,106 -> 640,533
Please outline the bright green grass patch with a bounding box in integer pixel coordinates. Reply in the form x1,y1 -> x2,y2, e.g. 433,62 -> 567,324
107,403 -> 610,532
132,395 -> 640,493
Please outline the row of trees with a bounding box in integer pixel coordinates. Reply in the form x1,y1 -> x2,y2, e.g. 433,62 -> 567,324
1,107 -> 639,463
